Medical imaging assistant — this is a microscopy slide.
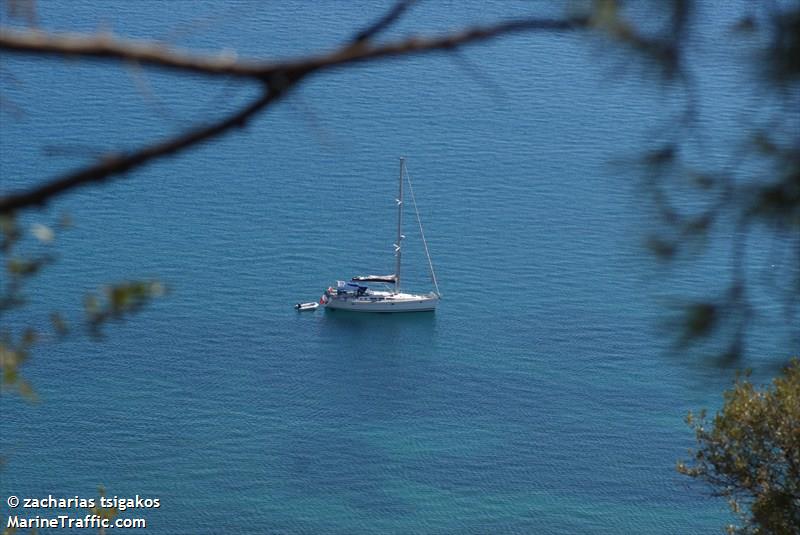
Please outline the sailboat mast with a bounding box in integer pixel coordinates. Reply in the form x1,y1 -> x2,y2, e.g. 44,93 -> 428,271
395,157 -> 404,293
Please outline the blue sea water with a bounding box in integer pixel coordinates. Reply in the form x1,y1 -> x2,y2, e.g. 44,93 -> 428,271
1,1 -> 796,534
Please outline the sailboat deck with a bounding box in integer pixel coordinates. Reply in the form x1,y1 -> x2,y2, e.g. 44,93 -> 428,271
324,291 -> 439,312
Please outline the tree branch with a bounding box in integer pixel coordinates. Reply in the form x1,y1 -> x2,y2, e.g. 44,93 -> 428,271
0,16 -> 588,81
0,27 -> 269,79
0,15 -> 588,212
351,0 -> 416,44
291,17 -> 588,76
0,87 -> 275,212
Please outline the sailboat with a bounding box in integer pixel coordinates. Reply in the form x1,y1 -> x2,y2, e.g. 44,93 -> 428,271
320,158 -> 440,313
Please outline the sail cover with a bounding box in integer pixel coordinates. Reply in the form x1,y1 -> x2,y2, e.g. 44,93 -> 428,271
352,274 -> 397,283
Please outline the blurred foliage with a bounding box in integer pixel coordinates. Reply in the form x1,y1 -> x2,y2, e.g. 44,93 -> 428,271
593,0 -> 800,362
678,359 -> 800,534
0,214 -> 163,398
85,280 -> 165,338
767,7 -> 800,84
594,4 -> 799,527
590,0 -> 688,78
0,213 -> 59,400
0,210 -> 163,535
0,328 -> 37,401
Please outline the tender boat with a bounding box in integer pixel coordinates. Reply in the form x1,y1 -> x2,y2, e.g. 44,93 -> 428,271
320,158 -> 440,313
295,302 -> 320,311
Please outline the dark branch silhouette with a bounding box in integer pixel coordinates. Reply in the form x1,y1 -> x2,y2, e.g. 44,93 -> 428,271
0,15 -> 588,213
0,17 -> 587,81
0,87 -> 275,212
351,0 -> 416,44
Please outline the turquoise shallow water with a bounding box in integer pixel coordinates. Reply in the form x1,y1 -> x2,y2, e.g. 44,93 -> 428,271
1,1 -> 795,534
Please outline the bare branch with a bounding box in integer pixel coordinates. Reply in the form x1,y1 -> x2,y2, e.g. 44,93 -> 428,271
0,15 -> 589,212
0,16 -> 588,81
285,17 -> 588,81
0,28 -> 268,79
351,0 -> 415,44
0,87 -> 275,212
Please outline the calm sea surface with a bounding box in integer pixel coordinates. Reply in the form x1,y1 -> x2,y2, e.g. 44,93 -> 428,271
1,1 -> 795,534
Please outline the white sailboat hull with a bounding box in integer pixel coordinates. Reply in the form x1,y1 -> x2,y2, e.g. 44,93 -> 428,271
323,293 -> 439,313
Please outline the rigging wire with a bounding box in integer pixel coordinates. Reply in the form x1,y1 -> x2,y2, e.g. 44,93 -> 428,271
404,163 -> 441,297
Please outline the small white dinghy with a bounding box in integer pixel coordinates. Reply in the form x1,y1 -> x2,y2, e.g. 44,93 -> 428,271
295,302 -> 320,311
